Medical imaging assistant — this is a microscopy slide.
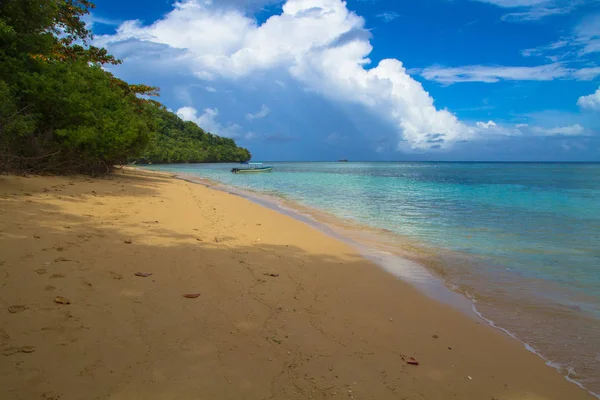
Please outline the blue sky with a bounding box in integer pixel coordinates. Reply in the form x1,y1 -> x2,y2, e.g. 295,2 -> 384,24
90,0 -> 600,161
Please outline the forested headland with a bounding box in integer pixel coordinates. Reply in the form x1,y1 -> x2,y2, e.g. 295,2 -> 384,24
0,0 -> 251,175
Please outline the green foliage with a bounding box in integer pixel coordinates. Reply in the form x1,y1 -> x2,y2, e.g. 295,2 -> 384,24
0,0 -> 250,174
135,107 -> 251,164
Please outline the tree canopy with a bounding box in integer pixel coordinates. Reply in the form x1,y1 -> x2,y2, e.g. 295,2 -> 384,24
0,0 -> 251,174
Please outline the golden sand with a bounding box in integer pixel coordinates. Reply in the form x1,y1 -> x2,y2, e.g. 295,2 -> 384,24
0,170 -> 593,399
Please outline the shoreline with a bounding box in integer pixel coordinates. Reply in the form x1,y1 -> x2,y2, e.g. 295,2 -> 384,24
0,170 -> 595,399
138,166 -> 600,398
170,170 -> 476,313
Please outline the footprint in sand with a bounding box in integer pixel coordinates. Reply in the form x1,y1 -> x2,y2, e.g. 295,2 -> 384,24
8,305 -> 28,313
42,391 -> 63,400
1,346 -> 19,356
0,329 -> 11,344
110,272 -> 123,280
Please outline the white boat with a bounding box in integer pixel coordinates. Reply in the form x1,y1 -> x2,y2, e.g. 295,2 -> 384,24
231,163 -> 273,174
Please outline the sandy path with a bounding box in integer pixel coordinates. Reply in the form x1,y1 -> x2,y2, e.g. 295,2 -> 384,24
0,171 -> 593,400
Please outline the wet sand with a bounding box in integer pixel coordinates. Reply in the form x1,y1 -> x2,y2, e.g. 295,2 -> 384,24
0,170 -> 594,400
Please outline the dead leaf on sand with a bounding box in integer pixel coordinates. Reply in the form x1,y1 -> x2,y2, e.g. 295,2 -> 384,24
8,305 -> 27,313
134,272 -> 153,277
19,346 -> 35,353
406,357 -> 420,366
54,296 -> 71,305
53,257 -> 71,263
124,239 -> 132,244
263,273 -> 280,278
182,293 -> 201,299
35,269 -> 47,275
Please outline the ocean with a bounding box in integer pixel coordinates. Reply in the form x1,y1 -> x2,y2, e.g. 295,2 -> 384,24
141,162 -> 600,396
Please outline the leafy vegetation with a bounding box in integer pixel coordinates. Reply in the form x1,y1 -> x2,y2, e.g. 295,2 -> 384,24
0,0 -> 250,174
136,107 -> 251,164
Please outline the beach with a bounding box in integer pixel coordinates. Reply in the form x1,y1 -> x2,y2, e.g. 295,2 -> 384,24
0,170 -> 594,400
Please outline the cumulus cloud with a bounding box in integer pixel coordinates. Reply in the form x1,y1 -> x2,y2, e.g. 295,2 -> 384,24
98,0 -> 594,152
577,87 -> 600,111
246,104 -> 270,120
97,0 -> 475,151
176,106 -> 244,138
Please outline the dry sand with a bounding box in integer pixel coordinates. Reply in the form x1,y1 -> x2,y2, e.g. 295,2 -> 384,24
0,170 -> 594,400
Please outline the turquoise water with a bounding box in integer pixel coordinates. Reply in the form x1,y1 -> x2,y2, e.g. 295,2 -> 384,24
143,162 -> 600,395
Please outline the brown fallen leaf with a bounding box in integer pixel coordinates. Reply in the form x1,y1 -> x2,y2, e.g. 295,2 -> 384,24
124,239 -> 132,244
263,273 -> 280,278
196,238 -> 203,242
134,272 -> 153,277
406,357 -> 420,366
19,346 -> 35,353
33,235 -> 40,239
54,296 -> 71,305
183,293 -> 201,299
8,305 -> 27,314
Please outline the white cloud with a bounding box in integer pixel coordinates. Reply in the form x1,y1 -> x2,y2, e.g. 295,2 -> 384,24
420,63 -> 572,84
476,120 -> 498,129
574,14 -> 600,55
577,87 -> 600,111
376,12 -> 400,23
573,67 -> 600,80
97,0 -> 477,151
520,13 -> 600,61
176,106 -> 243,138
531,124 -> 586,136
501,5 -> 575,22
470,0 -> 579,21
246,104 -> 270,120
82,13 -> 121,30
205,86 -> 217,92
474,121 -> 588,137
473,0 -> 550,6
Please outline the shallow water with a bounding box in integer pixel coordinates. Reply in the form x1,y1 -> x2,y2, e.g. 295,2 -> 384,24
141,162 -> 600,396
